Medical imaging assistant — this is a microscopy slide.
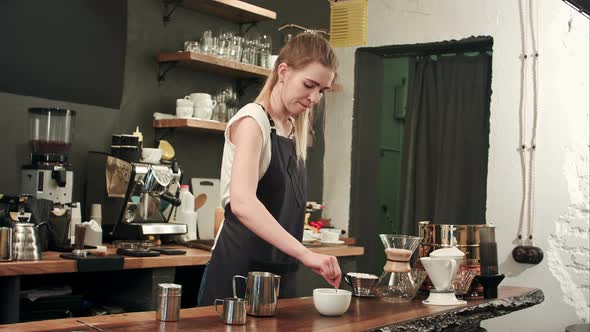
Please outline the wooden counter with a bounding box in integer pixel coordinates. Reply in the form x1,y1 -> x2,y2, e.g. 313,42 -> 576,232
0,287 -> 543,332
0,245 -> 364,277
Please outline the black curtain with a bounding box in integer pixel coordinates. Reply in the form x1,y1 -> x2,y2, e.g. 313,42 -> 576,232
400,53 -> 491,234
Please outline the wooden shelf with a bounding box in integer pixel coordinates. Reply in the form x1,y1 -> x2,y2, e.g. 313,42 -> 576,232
158,52 -> 271,79
178,0 -> 277,23
153,118 -> 227,133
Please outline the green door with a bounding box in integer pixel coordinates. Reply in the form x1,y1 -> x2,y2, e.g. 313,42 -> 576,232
378,58 -> 409,236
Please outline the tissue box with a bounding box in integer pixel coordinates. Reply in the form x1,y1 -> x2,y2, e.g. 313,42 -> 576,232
83,220 -> 103,246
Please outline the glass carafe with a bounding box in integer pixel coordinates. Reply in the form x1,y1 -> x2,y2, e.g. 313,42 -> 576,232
373,234 -> 426,302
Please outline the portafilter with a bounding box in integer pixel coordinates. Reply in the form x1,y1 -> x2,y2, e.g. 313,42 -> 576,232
139,165 -> 181,207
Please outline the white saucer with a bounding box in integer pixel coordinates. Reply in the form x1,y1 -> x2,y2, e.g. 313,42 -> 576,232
422,298 -> 466,305
319,240 -> 345,246
422,291 -> 466,306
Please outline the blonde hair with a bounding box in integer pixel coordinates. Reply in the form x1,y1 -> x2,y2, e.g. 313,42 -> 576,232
255,32 -> 338,161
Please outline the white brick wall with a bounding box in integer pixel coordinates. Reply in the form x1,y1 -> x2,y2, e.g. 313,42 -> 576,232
548,150 -> 590,321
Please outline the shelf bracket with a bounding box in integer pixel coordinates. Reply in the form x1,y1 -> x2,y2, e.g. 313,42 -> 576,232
161,0 -> 181,26
240,22 -> 259,36
158,61 -> 179,83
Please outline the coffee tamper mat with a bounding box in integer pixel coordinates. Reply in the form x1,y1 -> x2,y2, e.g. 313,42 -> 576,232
116,248 -> 160,257
59,253 -> 124,272
151,247 -> 186,255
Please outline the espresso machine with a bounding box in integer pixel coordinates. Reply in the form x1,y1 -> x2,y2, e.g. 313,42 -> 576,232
85,152 -> 187,240
21,108 -> 76,204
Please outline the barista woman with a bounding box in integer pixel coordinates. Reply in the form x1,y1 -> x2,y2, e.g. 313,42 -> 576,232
198,32 -> 341,305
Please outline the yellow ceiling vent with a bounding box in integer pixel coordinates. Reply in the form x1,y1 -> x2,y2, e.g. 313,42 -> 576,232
329,0 -> 368,47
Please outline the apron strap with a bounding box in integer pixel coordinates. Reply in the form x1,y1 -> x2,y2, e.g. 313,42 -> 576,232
255,103 -> 294,138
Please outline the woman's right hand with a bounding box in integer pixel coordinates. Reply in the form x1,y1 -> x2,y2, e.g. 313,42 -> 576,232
300,250 -> 342,288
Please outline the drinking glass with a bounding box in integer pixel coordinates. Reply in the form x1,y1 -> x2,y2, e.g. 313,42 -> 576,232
218,32 -> 232,58
230,36 -> 243,62
201,30 -> 213,54
260,35 -> 272,68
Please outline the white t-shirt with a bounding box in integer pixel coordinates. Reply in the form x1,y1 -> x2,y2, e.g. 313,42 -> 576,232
219,103 -> 272,209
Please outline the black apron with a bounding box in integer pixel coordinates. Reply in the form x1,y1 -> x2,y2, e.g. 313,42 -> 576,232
198,105 -> 307,306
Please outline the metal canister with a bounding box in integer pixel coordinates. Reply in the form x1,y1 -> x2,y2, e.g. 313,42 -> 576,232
0,227 -> 13,261
156,283 -> 182,322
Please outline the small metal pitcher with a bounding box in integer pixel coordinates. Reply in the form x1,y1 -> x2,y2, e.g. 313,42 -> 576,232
13,222 -> 45,261
233,271 -> 281,316
214,297 -> 246,325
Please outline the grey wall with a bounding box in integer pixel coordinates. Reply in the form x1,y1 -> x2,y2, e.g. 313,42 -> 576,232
0,0 -> 330,208
0,0 -> 127,109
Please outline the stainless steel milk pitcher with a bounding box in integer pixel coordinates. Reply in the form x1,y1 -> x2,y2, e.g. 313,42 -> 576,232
232,271 -> 281,316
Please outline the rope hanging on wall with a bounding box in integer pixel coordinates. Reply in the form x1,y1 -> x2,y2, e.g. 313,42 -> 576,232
513,0 -> 544,264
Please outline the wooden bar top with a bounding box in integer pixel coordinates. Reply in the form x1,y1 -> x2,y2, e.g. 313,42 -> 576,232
0,245 -> 364,277
0,287 -> 543,332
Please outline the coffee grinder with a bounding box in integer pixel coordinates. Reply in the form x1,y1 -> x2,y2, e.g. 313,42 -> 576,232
21,108 -> 76,204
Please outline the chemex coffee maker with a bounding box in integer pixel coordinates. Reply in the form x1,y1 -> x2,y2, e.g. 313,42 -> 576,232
85,152 -> 187,240
21,108 -> 76,204
418,221 -> 496,297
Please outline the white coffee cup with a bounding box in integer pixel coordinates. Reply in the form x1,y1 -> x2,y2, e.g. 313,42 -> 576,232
303,229 -> 319,242
186,93 -> 216,119
89,204 -> 102,226
177,98 -> 194,108
320,230 -> 340,242
89,204 -> 101,218
420,257 -> 458,291
313,289 -> 351,316
176,106 -> 193,118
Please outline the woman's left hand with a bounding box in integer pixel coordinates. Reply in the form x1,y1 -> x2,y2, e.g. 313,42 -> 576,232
300,251 -> 342,288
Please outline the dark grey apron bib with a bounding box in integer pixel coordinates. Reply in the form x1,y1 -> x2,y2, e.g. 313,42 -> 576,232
198,105 -> 306,306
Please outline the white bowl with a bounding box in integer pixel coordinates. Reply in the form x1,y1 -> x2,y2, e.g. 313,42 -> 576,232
313,288 -> 351,316
320,231 -> 340,242
142,148 -> 163,163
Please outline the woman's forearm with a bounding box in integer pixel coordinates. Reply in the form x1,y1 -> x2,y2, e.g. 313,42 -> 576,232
231,197 -> 309,262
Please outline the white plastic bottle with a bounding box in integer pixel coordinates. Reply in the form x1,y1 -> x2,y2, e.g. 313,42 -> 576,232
175,185 -> 197,241
178,185 -> 194,212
